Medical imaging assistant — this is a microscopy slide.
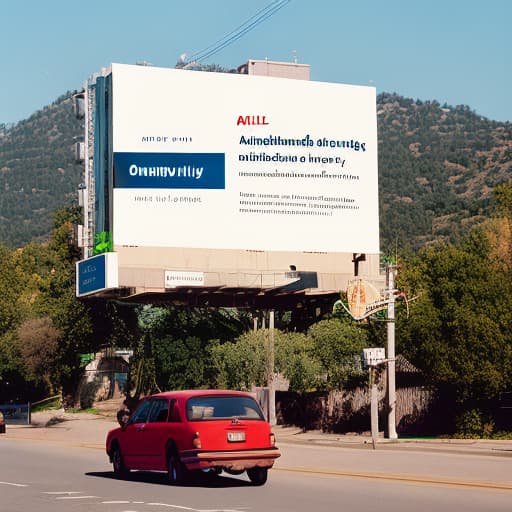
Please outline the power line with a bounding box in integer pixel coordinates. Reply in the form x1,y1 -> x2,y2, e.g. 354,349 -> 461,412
187,0 -> 291,64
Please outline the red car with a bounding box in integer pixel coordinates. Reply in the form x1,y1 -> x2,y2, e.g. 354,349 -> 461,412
106,390 -> 280,486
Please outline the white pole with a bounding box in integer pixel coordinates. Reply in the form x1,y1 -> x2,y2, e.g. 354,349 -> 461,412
386,265 -> 398,439
370,367 -> 379,449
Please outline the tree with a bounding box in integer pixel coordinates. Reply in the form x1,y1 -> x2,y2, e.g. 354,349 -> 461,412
127,306 -> 251,397
0,244 -> 33,401
208,329 -> 322,393
0,245 -> 28,337
398,228 -> 512,432
308,318 -> 368,390
30,207 -> 95,399
17,317 -> 59,393
152,335 -> 207,391
275,331 -> 322,392
208,332 -> 266,391
494,181 -> 512,219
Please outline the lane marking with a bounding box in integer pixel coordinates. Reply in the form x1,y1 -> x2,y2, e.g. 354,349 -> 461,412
43,491 -> 82,494
56,495 -> 99,500
147,505 -> 196,510
147,505 -> 247,512
102,501 -> 132,504
275,467 -> 512,491
0,481 -> 28,487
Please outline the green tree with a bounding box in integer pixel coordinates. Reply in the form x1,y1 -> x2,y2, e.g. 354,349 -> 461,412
398,228 -> 512,432
129,306 -> 251,396
308,318 -> 368,389
0,244 -> 32,400
494,181 -> 512,218
17,317 -> 59,393
208,331 -> 266,391
275,331 -> 322,392
31,208 -> 95,398
152,335 -> 207,391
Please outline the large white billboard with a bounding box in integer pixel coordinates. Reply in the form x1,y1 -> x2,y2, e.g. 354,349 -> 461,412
111,63 -> 379,254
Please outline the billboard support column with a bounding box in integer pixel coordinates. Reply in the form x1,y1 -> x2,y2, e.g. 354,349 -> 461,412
386,264 -> 398,439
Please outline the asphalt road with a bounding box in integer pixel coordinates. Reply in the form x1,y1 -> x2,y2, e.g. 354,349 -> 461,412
1,435 -> 512,512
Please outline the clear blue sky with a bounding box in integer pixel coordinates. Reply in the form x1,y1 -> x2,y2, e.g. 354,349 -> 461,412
2,0 -> 510,124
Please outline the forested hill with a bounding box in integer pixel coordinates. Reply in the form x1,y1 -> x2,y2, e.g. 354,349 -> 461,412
0,90 -> 510,250
0,94 -> 83,247
377,93 -> 511,253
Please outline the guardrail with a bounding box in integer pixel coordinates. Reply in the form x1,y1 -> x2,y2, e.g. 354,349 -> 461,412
31,394 -> 62,412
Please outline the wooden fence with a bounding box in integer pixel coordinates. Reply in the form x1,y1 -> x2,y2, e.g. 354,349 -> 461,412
276,383 -> 434,434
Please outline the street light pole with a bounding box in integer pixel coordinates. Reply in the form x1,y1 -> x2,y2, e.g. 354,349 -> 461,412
386,264 -> 398,439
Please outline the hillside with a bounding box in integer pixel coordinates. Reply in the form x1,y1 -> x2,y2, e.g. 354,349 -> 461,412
378,93 -> 512,253
0,94 -> 83,247
0,90 -> 510,251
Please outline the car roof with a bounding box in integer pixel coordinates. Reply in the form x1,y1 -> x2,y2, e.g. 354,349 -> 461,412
150,389 -> 255,400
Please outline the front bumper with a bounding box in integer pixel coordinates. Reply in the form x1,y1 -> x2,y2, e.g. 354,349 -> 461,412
180,447 -> 281,471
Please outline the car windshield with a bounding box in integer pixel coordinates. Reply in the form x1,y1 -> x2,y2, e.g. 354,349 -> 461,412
186,395 -> 264,421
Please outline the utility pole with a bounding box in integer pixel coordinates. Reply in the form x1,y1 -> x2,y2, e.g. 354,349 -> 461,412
386,264 -> 398,439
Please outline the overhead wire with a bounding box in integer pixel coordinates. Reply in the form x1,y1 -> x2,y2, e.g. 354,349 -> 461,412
187,0 -> 291,64
188,0 -> 286,61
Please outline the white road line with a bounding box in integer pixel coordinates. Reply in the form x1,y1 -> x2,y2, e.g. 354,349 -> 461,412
147,505 -> 196,510
56,495 -> 99,500
147,505 -> 247,512
0,481 -> 28,487
43,491 -> 82,495
102,501 -> 131,504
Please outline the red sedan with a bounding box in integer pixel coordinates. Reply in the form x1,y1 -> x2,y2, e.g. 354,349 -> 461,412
106,390 -> 280,486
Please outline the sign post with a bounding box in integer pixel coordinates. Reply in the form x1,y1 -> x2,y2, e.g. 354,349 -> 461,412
362,347 -> 385,449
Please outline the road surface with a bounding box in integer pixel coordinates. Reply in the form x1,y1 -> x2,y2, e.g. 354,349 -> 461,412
1,432 -> 511,512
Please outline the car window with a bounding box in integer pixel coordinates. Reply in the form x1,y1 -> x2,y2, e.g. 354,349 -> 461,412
147,399 -> 169,423
130,399 -> 152,424
186,395 -> 264,421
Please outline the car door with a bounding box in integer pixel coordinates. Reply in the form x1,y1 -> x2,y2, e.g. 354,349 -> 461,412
120,398 -> 152,469
137,398 -> 172,471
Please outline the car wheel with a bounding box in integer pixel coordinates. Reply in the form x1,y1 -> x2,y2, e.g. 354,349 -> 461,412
247,467 -> 268,486
168,454 -> 186,485
111,445 -> 129,478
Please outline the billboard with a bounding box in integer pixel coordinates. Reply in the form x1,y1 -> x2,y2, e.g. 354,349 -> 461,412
110,63 -> 379,254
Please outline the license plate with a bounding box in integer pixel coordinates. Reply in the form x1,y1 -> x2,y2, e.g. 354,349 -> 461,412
227,431 -> 246,442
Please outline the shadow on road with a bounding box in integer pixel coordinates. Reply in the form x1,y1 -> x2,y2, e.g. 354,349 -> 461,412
86,470 -> 252,488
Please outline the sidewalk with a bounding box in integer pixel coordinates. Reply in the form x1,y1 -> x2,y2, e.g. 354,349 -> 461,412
2,409 -> 512,458
274,425 -> 512,457
2,409 -> 116,449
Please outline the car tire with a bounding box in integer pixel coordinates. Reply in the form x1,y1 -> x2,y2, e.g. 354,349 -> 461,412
111,445 -> 129,478
168,454 -> 186,485
247,467 -> 268,486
